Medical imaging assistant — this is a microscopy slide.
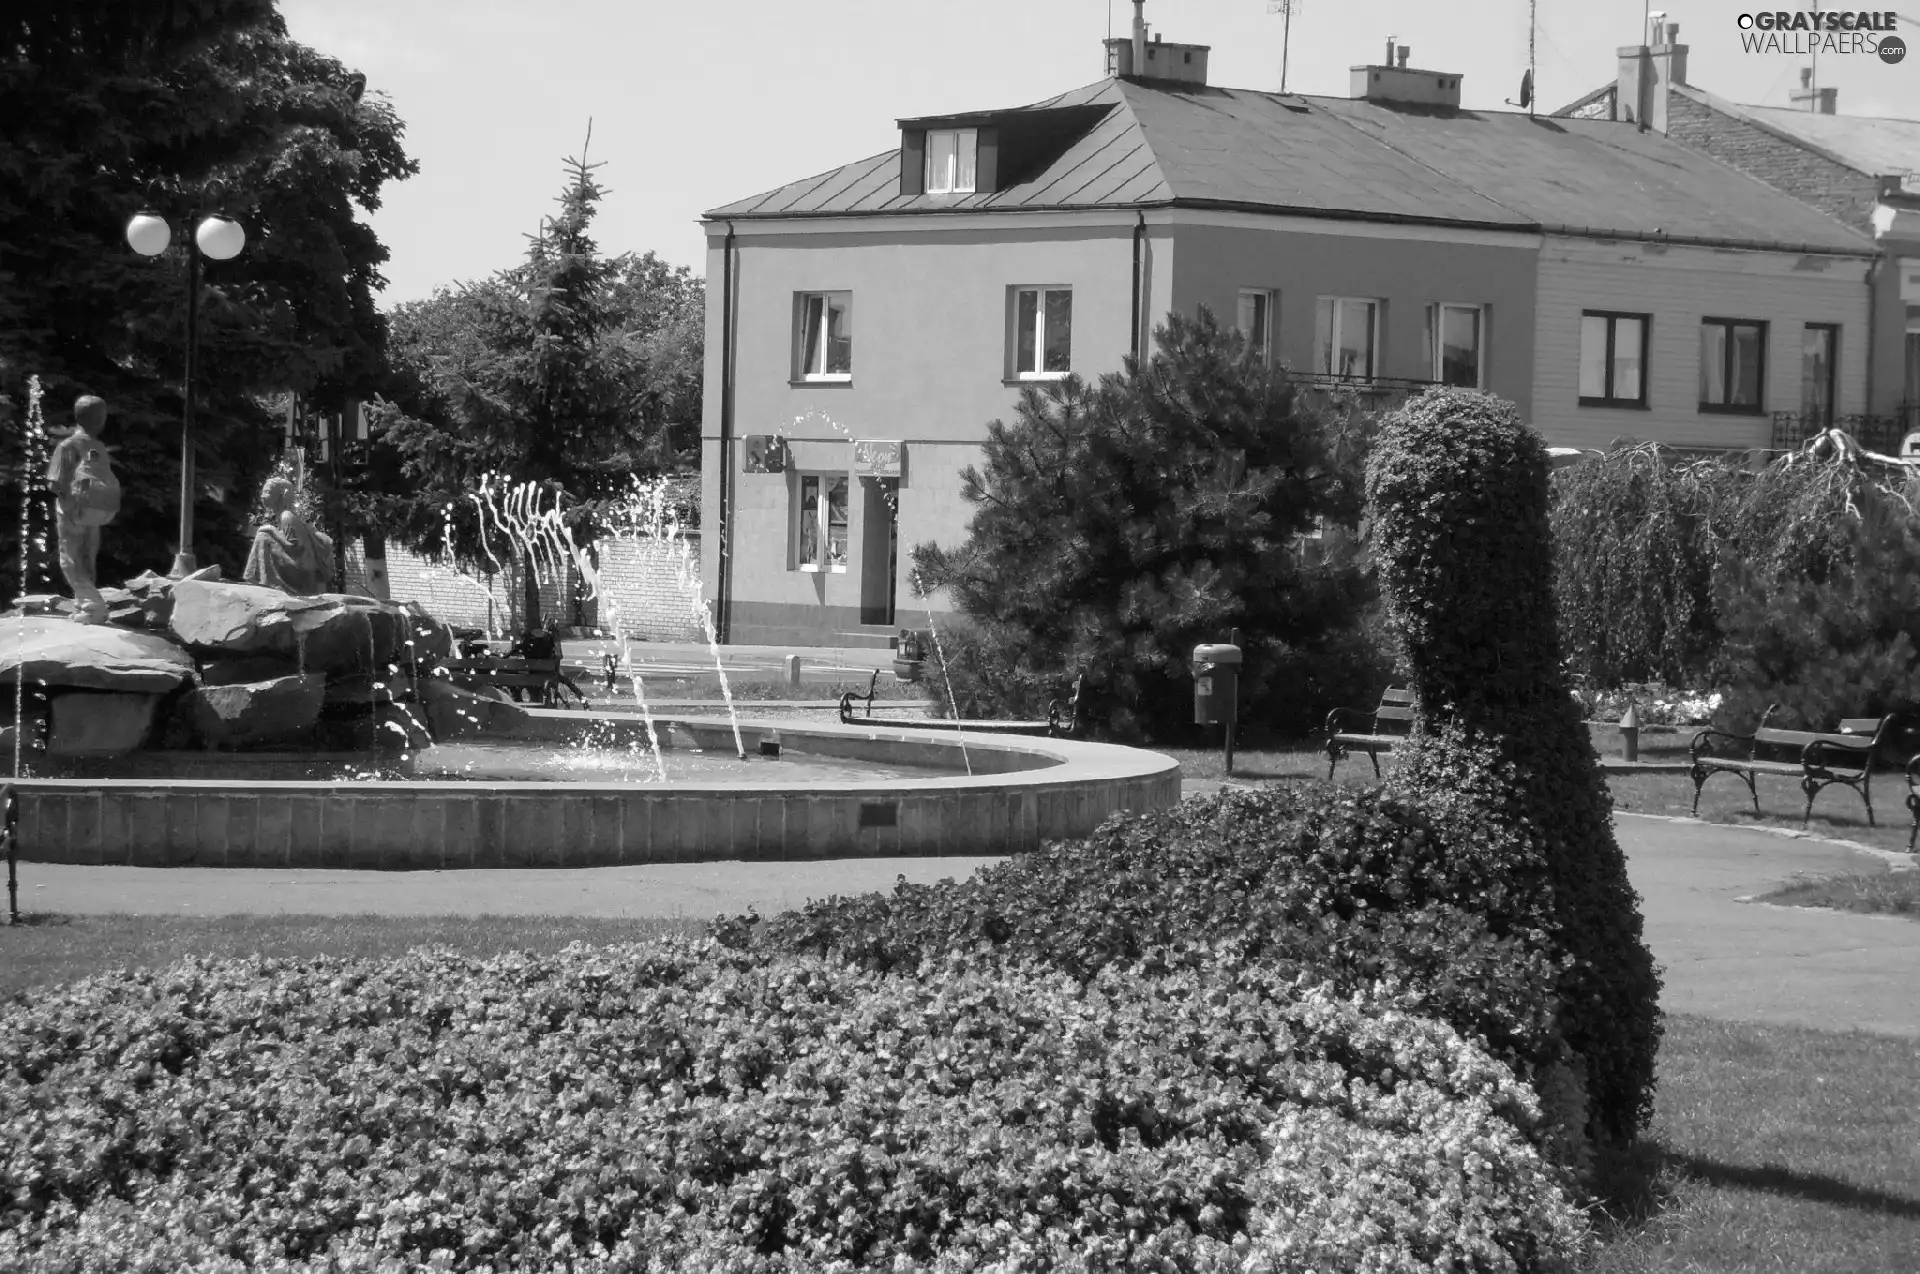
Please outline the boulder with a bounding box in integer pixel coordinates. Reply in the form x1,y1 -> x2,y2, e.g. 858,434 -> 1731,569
399,602 -> 456,666
201,654 -> 302,687
292,596 -> 406,675
185,673 -> 327,748
169,579 -> 329,659
47,691 -> 162,757
0,616 -> 195,694
326,671 -> 419,706
420,676 -> 525,741
324,701 -> 432,752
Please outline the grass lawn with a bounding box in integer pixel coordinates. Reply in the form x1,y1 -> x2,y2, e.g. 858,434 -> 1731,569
1753,871 -> 1920,920
1581,1015 -> 1920,1273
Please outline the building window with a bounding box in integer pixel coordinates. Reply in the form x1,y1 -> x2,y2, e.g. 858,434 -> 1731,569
1314,297 -> 1378,380
1013,286 -> 1072,377
794,474 -> 849,572
796,293 -> 852,380
1699,318 -> 1767,414
1237,289 -> 1276,361
1426,303 -> 1484,389
1578,311 -> 1648,407
1802,324 -> 1838,427
925,129 -> 977,195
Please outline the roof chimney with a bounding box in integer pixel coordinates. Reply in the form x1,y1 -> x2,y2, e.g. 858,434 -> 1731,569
1616,13 -> 1685,131
1133,0 -> 1148,80
1397,44 -> 1411,68
1790,66 -> 1839,112
1350,53 -> 1464,107
1385,34 -> 1396,64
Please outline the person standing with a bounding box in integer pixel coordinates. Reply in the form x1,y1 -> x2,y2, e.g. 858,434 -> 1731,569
46,394 -> 121,624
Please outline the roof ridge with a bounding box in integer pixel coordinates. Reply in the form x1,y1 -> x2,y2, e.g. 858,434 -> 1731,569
1673,82 -> 1900,178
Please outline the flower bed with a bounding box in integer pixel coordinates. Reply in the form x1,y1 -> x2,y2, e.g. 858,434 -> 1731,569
1,940 -> 1583,1272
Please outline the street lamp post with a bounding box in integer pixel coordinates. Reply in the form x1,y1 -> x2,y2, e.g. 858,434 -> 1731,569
125,192 -> 247,578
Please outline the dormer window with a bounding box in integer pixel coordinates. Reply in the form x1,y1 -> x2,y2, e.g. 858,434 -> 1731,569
926,129 -> 977,194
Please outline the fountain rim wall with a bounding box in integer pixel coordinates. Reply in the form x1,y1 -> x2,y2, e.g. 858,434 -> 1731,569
10,712 -> 1183,868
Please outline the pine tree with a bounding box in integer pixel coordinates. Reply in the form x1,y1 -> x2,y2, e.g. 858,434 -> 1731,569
913,307 -> 1377,740
378,136 -> 700,623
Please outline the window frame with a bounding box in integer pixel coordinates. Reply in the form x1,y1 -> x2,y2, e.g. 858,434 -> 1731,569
794,292 -> 853,383
1577,309 -> 1651,409
924,128 -> 978,195
1801,322 -> 1839,428
1237,288 -> 1277,362
1697,316 -> 1768,416
1314,296 -> 1381,382
1426,301 -> 1486,389
792,472 -> 850,573
1011,285 -> 1073,379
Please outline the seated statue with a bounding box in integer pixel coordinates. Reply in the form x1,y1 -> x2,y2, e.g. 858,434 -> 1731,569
243,469 -> 334,595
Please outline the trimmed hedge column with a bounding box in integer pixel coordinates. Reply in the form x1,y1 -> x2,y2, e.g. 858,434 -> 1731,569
1366,388 -> 1662,1142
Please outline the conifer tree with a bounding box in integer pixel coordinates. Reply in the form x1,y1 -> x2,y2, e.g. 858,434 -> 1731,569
913,308 -> 1377,740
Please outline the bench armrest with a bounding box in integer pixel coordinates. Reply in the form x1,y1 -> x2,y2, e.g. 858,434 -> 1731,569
1325,706 -> 1370,735
1804,736 -> 1874,771
1689,728 -> 1754,763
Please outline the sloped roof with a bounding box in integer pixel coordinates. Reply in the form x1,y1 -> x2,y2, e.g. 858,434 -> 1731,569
706,77 -> 1872,254
1686,87 -> 1920,178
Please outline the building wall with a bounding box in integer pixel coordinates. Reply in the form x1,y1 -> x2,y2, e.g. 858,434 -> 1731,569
1662,90 -> 1903,416
1531,237 -> 1872,451
344,537 -> 705,641
701,213 -> 1173,647
1166,217 -> 1540,418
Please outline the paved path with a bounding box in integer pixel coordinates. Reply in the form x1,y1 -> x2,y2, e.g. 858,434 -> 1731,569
13,812 -> 1917,1037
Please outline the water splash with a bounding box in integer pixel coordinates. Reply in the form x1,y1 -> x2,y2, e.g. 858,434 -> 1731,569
14,376 -> 48,780
911,570 -> 972,777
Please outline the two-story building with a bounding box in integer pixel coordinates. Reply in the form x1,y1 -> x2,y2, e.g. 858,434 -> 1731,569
1558,16 -> 1920,449
701,13 -> 1875,648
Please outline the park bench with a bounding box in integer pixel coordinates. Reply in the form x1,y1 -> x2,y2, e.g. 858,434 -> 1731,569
840,671 -> 1085,738
1904,756 -> 1920,854
1689,705 -> 1903,826
444,655 -> 588,708
1324,686 -> 1417,779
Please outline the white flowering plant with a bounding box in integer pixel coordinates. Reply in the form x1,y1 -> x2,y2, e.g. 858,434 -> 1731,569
1574,682 -> 1725,727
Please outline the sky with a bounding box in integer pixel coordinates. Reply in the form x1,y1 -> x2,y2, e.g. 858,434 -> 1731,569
278,0 -> 1920,309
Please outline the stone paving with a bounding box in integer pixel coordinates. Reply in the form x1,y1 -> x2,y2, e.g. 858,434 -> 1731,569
13,807 -> 1917,1037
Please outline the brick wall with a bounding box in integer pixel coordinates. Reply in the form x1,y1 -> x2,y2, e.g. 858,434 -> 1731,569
1664,92 -> 1882,234
343,535 -> 705,641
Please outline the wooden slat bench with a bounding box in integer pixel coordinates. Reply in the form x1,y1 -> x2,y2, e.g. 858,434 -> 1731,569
840,672 -> 1085,738
1905,756 -> 1920,854
443,656 -> 588,708
1690,705 -> 1901,826
1324,687 -> 1417,779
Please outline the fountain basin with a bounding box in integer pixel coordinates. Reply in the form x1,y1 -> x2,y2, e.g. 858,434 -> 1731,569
11,711 -> 1181,869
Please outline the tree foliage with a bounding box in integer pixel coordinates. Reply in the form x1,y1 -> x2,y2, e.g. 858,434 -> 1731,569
910,308 -> 1380,741
370,144 -> 702,582
1549,435 -> 1920,729
1369,388 -> 1662,1144
0,0 -> 416,592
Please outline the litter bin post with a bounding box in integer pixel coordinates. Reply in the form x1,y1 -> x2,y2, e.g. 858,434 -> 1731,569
1193,638 -> 1243,776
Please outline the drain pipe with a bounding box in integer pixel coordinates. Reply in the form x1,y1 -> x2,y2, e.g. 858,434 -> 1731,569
717,221 -> 736,644
1130,211 -> 1145,363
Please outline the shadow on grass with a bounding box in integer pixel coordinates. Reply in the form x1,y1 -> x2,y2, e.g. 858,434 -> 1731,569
1590,1135 -> 1920,1243
5,912 -> 73,927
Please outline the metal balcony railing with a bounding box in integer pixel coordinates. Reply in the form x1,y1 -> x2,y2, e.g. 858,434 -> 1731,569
1769,407 -> 1920,455
1291,373 -> 1443,413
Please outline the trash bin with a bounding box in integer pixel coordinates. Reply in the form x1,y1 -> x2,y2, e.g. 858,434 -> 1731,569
1193,643 -> 1242,725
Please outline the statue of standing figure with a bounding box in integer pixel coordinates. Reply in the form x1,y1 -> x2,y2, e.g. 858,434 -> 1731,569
47,394 -> 121,625
243,453 -> 334,595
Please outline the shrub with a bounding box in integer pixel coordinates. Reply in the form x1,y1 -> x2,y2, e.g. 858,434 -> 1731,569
737,786 -> 1567,1083
0,941 -> 1586,1271
1366,388 -> 1662,1143
909,307 -> 1376,742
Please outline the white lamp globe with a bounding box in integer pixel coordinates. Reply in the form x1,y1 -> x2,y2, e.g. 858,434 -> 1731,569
195,215 -> 246,261
125,212 -> 171,257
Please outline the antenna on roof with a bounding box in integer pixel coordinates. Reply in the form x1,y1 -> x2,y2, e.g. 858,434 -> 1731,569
1265,0 -> 1302,94
1504,0 -> 1536,115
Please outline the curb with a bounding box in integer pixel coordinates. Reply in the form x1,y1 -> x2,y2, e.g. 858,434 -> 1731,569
1614,810 -> 1919,871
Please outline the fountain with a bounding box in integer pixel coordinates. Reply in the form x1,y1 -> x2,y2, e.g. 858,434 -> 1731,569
2,414 -> 1179,871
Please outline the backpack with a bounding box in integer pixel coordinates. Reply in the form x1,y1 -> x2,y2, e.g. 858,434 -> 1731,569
68,441 -> 121,527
